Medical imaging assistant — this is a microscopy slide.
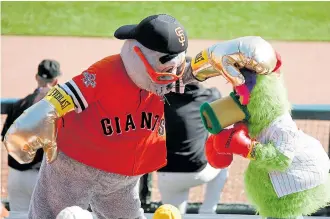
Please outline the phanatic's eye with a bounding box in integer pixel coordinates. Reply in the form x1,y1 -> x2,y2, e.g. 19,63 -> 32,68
234,63 -> 240,68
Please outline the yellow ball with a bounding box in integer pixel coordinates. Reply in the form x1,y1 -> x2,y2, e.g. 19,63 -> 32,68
153,204 -> 182,219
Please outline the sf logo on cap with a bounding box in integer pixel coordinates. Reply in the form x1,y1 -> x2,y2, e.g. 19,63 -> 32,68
175,27 -> 185,47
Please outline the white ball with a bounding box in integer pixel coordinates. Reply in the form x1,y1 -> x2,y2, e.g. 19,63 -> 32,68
56,206 -> 93,219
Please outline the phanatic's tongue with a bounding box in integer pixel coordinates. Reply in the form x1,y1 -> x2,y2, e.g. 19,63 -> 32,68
234,69 -> 257,105
235,84 -> 250,105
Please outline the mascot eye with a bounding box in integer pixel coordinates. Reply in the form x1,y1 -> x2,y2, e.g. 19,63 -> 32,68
158,75 -> 175,80
164,67 -> 174,73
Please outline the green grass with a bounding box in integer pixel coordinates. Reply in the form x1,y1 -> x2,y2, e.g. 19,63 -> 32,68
1,1 -> 330,41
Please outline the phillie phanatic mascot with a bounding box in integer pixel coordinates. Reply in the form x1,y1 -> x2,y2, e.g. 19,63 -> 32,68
4,14 -> 292,219
200,37 -> 330,219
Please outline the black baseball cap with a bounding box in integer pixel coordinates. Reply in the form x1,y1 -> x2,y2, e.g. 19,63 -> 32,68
37,59 -> 62,80
114,14 -> 188,54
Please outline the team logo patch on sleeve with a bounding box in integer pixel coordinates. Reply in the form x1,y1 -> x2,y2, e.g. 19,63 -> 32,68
82,72 -> 96,88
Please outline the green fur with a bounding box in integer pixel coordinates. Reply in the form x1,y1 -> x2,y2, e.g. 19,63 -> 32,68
247,74 -> 291,138
245,165 -> 330,218
253,142 -> 291,172
244,73 -> 330,218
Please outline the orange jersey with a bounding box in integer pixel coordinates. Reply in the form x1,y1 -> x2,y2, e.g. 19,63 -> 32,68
58,55 -> 167,176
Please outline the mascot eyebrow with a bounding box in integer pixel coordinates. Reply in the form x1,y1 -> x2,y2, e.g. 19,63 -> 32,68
159,54 -> 178,64
159,50 -> 187,64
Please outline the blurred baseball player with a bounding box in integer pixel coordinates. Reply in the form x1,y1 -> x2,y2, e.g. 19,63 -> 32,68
157,82 -> 229,214
1,59 -> 62,211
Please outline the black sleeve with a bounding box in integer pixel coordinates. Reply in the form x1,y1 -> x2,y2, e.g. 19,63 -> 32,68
1,101 -> 14,115
1,104 -> 15,141
1,94 -> 35,142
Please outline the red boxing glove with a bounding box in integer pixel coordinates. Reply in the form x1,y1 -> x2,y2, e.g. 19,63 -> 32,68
233,122 -> 249,132
205,135 -> 233,169
273,51 -> 282,73
213,123 -> 257,159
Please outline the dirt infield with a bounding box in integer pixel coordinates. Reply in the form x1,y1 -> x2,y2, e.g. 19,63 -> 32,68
1,36 -> 330,204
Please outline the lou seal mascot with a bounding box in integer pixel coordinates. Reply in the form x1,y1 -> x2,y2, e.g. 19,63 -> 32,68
4,14 -> 236,219
201,36 -> 330,218
4,14 -> 194,219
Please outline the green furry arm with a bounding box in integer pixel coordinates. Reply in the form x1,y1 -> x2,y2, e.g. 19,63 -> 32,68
252,142 -> 292,172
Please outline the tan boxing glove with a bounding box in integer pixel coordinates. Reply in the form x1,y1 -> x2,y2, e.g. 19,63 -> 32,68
4,85 -> 74,164
200,92 -> 250,134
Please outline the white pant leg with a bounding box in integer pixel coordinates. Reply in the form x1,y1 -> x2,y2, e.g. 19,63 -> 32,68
199,167 -> 229,214
158,179 -> 190,214
157,163 -> 221,214
7,167 -> 39,211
